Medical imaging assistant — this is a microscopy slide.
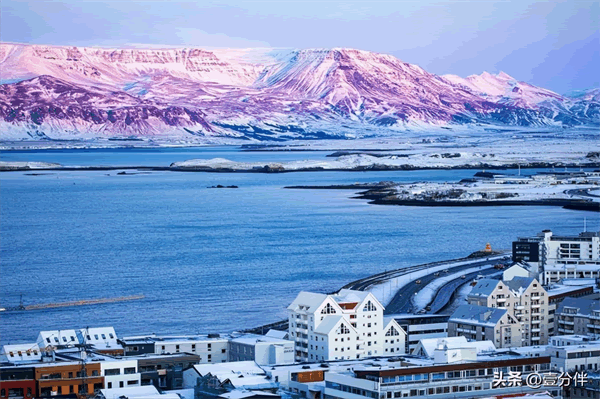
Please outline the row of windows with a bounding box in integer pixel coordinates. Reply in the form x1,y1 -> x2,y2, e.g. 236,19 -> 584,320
44,332 -> 114,345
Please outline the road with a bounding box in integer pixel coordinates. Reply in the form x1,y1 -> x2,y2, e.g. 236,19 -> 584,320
384,255 -> 510,315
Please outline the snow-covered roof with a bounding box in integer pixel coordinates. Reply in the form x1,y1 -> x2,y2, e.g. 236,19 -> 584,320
190,361 -> 277,390
314,315 -> 345,335
505,277 -> 536,296
265,330 -> 288,340
229,334 -> 292,346
0,343 -> 42,363
37,327 -> 118,350
333,289 -> 371,305
468,279 -> 500,297
287,291 -> 328,313
557,297 -> 600,317
219,390 -> 279,399
99,385 -> 179,399
449,304 -> 507,327
413,337 -> 496,358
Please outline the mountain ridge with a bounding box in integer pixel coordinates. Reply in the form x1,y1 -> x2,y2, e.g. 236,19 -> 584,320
1,42 -> 598,142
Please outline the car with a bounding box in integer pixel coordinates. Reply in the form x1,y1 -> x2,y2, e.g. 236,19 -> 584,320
443,269 -> 449,273
434,272 -> 440,277
461,275 -> 466,279
425,306 -> 431,311
415,280 -> 422,284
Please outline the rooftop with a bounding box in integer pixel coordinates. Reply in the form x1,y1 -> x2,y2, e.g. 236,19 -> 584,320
450,304 -> 508,327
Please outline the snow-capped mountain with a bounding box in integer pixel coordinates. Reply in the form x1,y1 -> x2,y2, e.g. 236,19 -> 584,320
1,43 -> 598,142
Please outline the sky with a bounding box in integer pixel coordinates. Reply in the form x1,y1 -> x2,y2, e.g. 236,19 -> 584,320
1,0 -> 598,94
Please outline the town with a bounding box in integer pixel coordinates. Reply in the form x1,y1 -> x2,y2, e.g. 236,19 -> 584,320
1,228 -> 600,399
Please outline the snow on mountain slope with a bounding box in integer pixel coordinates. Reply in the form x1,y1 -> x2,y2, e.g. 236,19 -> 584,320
1,42 -> 598,142
443,71 -> 566,108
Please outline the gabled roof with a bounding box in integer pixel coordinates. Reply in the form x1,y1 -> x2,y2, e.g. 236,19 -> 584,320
287,292 -> 328,313
449,304 -> 508,327
468,279 -> 500,298
314,315 -> 346,335
505,277 -> 536,296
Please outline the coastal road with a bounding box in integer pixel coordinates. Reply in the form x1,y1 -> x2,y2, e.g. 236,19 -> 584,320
384,256 -> 510,315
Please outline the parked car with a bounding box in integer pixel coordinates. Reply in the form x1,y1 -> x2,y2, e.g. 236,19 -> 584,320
415,280 -> 422,284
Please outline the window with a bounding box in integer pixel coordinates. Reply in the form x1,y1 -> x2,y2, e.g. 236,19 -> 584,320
94,335 -> 99,340
192,344 -> 196,351
109,333 -> 115,339
127,380 -> 138,385
321,303 -> 337,314
124,367 -> 136,374
101,334 -> 107,339
62,336 -> 67,342
363,301 -> 377,312
46,338 -> 51,343
119,381 -> 124,388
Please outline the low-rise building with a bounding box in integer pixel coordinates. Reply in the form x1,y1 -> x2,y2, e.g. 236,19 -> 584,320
120,334 -> 228,363
448,304 -> 522,348
99,358 -> 140,390
411,337 -> 495,359
555,297 -> 600,337
393,314 -> 448,354
0,366 -> 36,399
133,352 -> 201,390
182,361 -> 278,392
547,339 -> 600,373
228,334 -> 294,365
0,344 -> 42,364
37,327 -> 122,355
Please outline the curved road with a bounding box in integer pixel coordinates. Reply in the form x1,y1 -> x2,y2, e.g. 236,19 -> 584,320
384,255 -> 510,314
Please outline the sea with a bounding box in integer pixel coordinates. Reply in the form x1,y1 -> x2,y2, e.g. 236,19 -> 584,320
1,147 -> 597,344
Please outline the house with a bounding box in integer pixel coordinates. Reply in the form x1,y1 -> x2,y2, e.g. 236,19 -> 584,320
227,334 -> 294,365
182,361 -> 278,393
411,336 -> 495,359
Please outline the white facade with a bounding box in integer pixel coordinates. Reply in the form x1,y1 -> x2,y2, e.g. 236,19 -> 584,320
153,336 -> 229,363
503,264 -> 530,281
287,290 -> 406,362
516,230 -> 600,284
37,327 -> 119,351
548,341 -> 600,373
228,334 -> 294,365
100,358 -> 141,390
0,343 -> 42,363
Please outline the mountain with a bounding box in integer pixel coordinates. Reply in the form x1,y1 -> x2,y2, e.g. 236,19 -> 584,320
1,43 -> 598,143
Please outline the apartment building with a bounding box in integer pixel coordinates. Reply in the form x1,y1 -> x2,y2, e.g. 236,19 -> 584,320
0,367 -> 36,399
120,334 -> 229,363
547,339 -> 600,373
100,358 -> 141,390
513,229 -> 600,284
287,290 -> 406,362
555,297 -> 600,337
467,277 -> 551,345
448,304 -> 522,348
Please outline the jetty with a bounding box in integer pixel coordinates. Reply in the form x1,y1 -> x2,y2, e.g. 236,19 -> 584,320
0,294 -> 145,312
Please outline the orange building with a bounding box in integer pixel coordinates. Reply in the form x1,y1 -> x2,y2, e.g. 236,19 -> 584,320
34,363 -> 103,397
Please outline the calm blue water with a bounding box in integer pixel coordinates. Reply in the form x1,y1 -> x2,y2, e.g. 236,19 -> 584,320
1,149 -> 598,344
0,147 -> 332,166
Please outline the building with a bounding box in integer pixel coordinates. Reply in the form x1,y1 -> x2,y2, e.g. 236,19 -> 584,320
34,360 -> 104,397
411,337 -> 495,359
321,348 -> 553,399
134,352 -> 200,390
120,334 -> 228,363
96,385 -> 181,399
393,314 -> 449,354
448,304 -> 522,348
182,361 -> 278,392
228,334 -> 294,365
37,327 -> 122,355
512,229 -> 600,284
99,358 -> 140,390
467,277 -> 551,345
0,344 -> 42,364
0,367 -> 36,399
555,297 -> 600,337
547,338 -> 600,373
287,290 -> 406,362
547,283 -> 595,304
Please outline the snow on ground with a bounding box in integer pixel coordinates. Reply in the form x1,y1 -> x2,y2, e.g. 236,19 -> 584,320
0,161 -> 61,169
411,264 -> 494,310
367,254 -> 507,306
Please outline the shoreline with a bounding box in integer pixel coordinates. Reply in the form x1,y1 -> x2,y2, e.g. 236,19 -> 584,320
2,162 -> 598,173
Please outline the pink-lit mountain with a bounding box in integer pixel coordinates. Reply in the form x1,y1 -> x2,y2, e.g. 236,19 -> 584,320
1,43 -> 598,142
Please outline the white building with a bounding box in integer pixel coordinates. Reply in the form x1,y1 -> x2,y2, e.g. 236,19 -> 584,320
513,230 -> 600,284
121,334 -> 229,363
37,327 -> 119,353
287,290 -> 406,362
100,358 -> 141,390
0,343 -> 42,364
182,361 -> 277,390
412,337 -> 495,359
547,339 -> 600,373
228,334 -> 294,366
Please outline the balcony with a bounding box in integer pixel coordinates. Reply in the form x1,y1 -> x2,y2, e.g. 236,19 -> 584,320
560,320 -> 575,325
515,305 -> 524,310
497,297 -> 506,302
531,328 -> 541,333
